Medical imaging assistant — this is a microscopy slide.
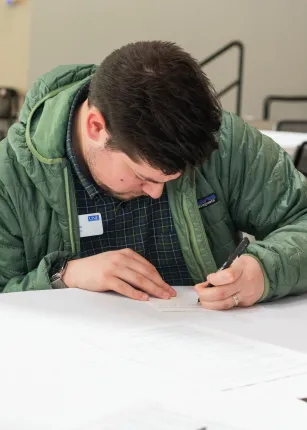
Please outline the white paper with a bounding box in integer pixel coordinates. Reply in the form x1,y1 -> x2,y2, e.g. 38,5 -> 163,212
91,404 -> 239,430
99,324 -> 307,392
149,286 -> 203,311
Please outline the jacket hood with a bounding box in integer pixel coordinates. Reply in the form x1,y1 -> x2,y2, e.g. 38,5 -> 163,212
8,64 -> 97,166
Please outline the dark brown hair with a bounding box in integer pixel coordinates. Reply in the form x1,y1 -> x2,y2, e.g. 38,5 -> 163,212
89,41 -> 221,175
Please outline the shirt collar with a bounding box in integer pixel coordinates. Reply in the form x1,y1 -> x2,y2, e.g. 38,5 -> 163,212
66,83 -> 101,199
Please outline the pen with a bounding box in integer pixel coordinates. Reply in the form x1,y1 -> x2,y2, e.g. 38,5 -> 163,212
197,237 -> 250,302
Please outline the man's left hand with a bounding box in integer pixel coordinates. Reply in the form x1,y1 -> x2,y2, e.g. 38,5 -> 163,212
194,255 -> 265,310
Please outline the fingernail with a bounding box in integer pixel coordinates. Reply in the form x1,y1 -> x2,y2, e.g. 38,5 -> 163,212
162,292 -> 170,299
170,289 -> 177,297
142,294 -> 149,301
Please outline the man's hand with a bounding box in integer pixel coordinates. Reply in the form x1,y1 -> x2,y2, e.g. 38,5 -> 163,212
194,255 -> 265,310
63,248 -> 176,301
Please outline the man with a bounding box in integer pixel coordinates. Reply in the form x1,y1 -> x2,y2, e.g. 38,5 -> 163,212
1,41 -> 307,310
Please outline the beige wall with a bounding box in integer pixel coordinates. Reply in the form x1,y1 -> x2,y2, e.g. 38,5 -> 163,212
0,0 -> 30,93
27,0 -> 307,119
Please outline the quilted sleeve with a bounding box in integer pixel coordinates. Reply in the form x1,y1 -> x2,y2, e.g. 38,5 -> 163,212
224,113 -> 307,301
0,187 -> 67,293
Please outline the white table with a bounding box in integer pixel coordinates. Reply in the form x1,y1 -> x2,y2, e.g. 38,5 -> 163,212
260,129 -> 307,157
1,288 -> 307,429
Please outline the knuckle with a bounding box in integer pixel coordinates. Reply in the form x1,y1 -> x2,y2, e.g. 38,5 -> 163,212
101,269 -> 112,281
109,253 -> 121,265
150,265 -> 159,275
225,271 -> 235,283
122,248 -> 133,256
246,273 -> 256,283
150,267 -> 162,281
215,289 -> 227,301
134,273 -> 145,286
143,265 -> 161,283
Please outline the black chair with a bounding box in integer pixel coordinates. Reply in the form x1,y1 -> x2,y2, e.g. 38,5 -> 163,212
276,120 -> 307,133
0,87 -> 19,140
262,95 -> 307,134
293,141 -> 307,176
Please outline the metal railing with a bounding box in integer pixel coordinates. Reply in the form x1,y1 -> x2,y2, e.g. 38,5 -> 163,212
200,40 -> 245,116
263,95 -> 307,120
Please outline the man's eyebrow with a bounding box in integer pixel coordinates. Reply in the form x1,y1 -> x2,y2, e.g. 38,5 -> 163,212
135,172 -> 183,184
135,173 -> 165,184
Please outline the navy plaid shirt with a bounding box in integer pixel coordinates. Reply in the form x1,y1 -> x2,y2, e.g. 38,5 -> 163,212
66,86 -> 192,286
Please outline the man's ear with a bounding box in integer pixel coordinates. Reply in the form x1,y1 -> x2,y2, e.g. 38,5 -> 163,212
86,107 -> 108,144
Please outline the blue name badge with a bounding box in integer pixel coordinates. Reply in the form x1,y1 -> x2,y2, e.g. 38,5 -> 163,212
88,215 -> 100,222
78,213 -> 103,238
197,193 -> 218,209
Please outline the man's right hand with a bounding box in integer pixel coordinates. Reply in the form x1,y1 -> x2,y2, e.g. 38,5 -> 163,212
62,248 -> 176,301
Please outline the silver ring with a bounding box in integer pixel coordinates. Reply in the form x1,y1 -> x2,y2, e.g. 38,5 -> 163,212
232,294 -> 239,307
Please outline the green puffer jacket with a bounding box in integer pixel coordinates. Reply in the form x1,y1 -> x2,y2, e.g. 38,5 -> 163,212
1,64 -> 307,301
